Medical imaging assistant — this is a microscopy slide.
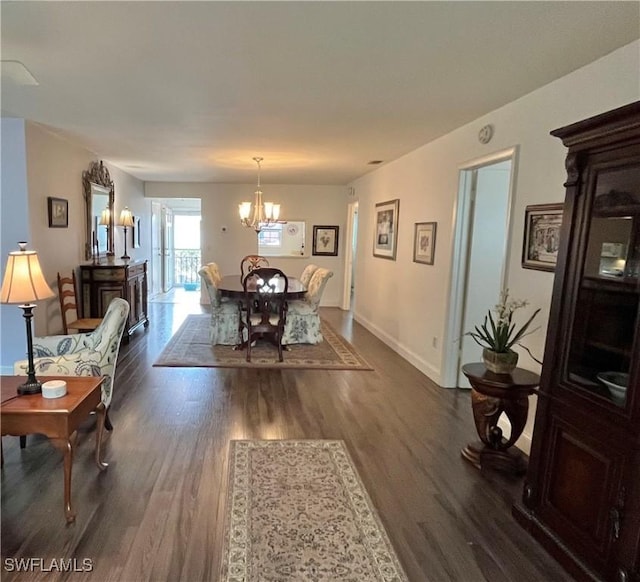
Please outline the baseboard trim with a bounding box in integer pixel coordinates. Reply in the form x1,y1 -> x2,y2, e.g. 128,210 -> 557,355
353,311 -> 441,385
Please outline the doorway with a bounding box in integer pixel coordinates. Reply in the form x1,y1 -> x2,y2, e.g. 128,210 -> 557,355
149,198 -> 202,303
342,200 -> 359,311
443,148 -> 518,388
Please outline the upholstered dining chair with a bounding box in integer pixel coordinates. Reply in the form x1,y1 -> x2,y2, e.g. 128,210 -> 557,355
199,263 -> 241,345
282,268 -> 333,345
299,264 -> 320,288
240,255 -> 269,279
14,297 -> 130,431
57,272 -> 102,334
241,267 -> 288,362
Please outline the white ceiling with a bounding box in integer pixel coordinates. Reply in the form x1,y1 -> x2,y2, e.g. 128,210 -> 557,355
2,1 -> 639,185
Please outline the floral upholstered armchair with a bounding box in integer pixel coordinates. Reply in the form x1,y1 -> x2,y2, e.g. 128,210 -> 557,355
199,263 -> 241,345
299,264 -> 320,288
282,268 -> 333,345
14,298 -> 130,429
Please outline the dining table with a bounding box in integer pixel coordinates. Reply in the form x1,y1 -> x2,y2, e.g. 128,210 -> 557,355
218,274 -> 307,300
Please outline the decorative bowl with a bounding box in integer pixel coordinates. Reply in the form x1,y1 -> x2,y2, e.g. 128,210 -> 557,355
596,371 -> 630,405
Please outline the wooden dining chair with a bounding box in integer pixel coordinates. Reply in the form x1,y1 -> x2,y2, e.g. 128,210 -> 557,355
241,267 -> 288,362
240,255 -> 270,279
57,272 -> 102,334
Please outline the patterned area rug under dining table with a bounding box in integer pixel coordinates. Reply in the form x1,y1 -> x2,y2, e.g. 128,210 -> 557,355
153,314 -> 373,370
221,440 -> 408,581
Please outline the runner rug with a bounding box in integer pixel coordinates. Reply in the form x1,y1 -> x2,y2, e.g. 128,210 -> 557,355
153,314 -> 373,370
221,440 -> 408,581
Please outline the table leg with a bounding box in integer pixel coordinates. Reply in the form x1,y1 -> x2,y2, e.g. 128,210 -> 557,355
461,388 -> 530,475
51,431 -> 78,524
95,402 -> 108,471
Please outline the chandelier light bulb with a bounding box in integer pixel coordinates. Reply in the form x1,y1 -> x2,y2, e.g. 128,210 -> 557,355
238,157 -> 282,233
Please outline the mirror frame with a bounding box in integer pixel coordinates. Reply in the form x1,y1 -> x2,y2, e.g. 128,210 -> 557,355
82,160 -> 114,260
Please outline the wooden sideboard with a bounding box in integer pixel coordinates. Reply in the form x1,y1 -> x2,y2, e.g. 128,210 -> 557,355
80,260 -> 149,342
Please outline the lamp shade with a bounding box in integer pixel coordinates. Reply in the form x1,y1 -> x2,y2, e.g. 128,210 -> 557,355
0,242 -> 54,304
98,207 -> 111,226
119,207 -> 134,227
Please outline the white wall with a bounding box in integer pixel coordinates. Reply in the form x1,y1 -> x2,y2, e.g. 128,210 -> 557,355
110,165 -> 150,263
350,41 -> 640,450
145,182 -> 348,306
0,121 -> 148,371
0,119 -> 32,372
23,123 -> 148,337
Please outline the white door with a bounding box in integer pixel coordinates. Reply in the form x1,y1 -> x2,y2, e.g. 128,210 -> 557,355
342,200 -> 359,310
457,160 -> 513,387
162,206 -> 174,292
151,201 -> 162,296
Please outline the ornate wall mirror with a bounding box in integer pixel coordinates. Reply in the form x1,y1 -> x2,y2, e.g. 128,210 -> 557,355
82,160 -> 114,260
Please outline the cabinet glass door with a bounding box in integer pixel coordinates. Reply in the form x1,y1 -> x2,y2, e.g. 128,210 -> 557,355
567,163 -> 640,407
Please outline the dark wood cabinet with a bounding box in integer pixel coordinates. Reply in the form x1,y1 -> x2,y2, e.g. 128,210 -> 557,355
79,260 -> 149,342
514,102 -> 640,582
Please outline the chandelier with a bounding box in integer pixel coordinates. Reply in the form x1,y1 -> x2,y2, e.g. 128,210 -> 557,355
239,157 -> 281,233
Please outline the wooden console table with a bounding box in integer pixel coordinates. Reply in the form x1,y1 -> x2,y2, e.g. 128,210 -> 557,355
461,363 -> 540,475
1,376 -> 108,523
79,259 -> 149,343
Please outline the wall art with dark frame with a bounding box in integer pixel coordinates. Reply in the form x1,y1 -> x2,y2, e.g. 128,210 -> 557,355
522,203 -> 564,271
132,216 -> 141,249
413,222 -> 437,265
373,199 -> 400,260
312,225 -> 339,256
47,197 -> 69,228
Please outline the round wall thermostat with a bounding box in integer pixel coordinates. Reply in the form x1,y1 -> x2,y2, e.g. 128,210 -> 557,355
478,124 -> 494,144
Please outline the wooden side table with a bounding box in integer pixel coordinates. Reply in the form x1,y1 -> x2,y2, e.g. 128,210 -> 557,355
1,375 -> 108,523
461,363 -> 540,475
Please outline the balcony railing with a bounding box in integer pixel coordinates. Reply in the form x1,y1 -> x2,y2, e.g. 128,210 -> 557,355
174,248 -> 201,290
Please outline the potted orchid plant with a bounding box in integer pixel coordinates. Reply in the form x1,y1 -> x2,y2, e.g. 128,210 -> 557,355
466,289 -> 541,374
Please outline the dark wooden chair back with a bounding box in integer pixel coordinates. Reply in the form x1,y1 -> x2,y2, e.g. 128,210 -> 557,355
242,267 -> 288,362
240,255 -> 270,279
57,272 -> 102,334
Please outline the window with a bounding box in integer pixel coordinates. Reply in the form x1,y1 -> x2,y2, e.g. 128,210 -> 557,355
258,221 -> 306,257
258,224 -> 282,248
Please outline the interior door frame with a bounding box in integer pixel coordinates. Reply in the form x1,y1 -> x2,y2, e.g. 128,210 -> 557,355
442,146 -> 519,387
342,199 -> 359,310
150,200 -> 162,297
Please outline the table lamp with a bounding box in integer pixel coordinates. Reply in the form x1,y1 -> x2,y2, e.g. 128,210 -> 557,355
119,207 -> 134,260
0,242 -> 55,394
98,206 -> 112,256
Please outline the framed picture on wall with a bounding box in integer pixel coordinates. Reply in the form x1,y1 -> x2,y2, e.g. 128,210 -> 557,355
312,225 -> 339,256
413,222 -> 437,265
132,216 -> 141,248
373,199 -> 399,260
47,197 -> 68,228
522,203 -> 564,271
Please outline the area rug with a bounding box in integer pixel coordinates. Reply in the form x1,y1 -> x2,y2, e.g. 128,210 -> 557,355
153,314 -> 373,370
221,440 -> 408,581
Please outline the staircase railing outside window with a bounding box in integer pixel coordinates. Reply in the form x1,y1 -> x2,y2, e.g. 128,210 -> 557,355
174,249 -> 201,290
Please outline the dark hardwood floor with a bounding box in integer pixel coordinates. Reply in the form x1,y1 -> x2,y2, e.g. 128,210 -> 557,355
1,300 -> 572,581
